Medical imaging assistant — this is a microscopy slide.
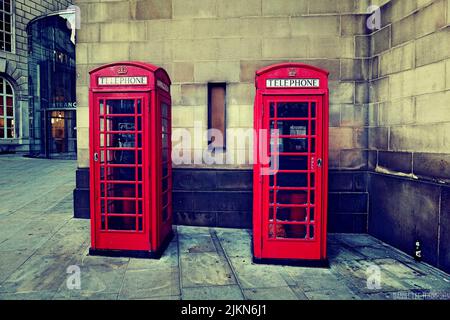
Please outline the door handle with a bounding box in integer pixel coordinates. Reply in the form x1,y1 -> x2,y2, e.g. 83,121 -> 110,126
317,158 -> 322,168
94,153 -> 99,162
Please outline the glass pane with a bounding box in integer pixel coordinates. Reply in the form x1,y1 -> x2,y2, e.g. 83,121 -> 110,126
309,225 -> 315,239
102,183 -> 142,198
271,120 -> 309,137
273,137 -> 308,153
100,133 -> 136,148
100,166 -> 142,182
270,190 -> 308,205
270,206 -> 307,223
279,155 -> 308,170
310,207 -> 315,222
272,173 -> 308,188
106,216 -> 137,231
280,225 -> 307,239
106,99 -> 135,115
102,200 -> 142,215
276,102 -> 309,118
311,103 -> 316,118
162,103 -> 169,118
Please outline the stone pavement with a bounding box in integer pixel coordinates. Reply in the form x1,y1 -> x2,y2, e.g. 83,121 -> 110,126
0,155 -> 450,300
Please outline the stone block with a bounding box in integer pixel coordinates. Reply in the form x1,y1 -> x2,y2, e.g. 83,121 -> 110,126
380,42 -> 414,76
240,17 -> 291,38
193,18 -> 241,38
392,14 -> 415,47
88,43 -> 130,64
172,39 -> 217,61
172,62 -> 194,83
172,0 -> 217,18
415,0 -> 446,38
341,104 -> 367,127
100,22 -> 147,42
340,149 -> 368,170
329,81 -> 355,104
291,16 -> 340,36
131,0 -> 172,20
329,127 -> 354,150
261,0 -> 308,16
194,61 -> 240,83
76,23 -> 100,43
378,97 -> 415,126
129,41 -> 163,62
389,0 -> 418,22
413,152 -> 450,180
378,151 -> 413,174
368,127 -> 389,150
415,29 -> 450,67
389,123 -> 450,153
228,83 -> 255,105
341,14 -> 367,36
414,61 -> 446,95
388,69 -> 415,100
371,25 -> 391,56
217,0 -> 262,17
415,90 -> 450,124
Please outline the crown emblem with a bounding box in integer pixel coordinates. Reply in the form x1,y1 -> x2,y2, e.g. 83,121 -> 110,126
117,66 -> 128,75
288,68 -> 297,77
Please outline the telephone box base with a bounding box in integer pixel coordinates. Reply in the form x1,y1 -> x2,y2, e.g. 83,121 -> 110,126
252,256 -> 329,268
89,231 -> 174,259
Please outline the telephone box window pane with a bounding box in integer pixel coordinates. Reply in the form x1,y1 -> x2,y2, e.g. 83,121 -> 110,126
279,156 -> 308,170
275,102 -> 309,119
103,183 -> 138,198
162,103 -> 169,118
273,207 -> 307,223
273,137 -> 308,153
105,200 -> 141,215
101,167 -> 141,182
311,103 -> 316,118
162,206 -> 169,222
106,99 -> 135,115
310,208 -> 315,222
107,217 -> 136,231
310,191 -> 315,205
270,190 -> 307,205
309,225 -> 315,239
278,225 -> 307,239
271,120 -> 309,136
100,133 -> 136,148
104,117 -> 135,132
275,173 -> 308,188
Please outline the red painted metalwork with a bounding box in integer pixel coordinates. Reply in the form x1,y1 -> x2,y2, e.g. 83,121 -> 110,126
89,62 -> 172,257
253,63 -> 329,264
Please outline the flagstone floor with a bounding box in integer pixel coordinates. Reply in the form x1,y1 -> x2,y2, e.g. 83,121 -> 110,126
0,155 -> 449,300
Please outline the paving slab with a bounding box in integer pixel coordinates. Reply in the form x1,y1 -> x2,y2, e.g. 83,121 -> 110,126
181,252 -> 236,288
119,267 -> 180,299
243,286 -> 298,300
182,285 -> 244,300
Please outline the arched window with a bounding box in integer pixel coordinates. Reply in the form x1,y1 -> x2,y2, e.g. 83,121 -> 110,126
0,77 -> 15,139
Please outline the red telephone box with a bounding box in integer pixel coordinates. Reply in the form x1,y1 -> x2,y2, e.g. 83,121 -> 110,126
88,61 -> 173,258
253,63 -> 329,266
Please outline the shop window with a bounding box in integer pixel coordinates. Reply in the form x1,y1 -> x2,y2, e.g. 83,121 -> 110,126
0,0 -> 13,52
0,77 -> 15,139
208,83 -> 226,149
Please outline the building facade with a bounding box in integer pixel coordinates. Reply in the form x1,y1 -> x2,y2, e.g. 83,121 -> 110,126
73,0 -> 450,273
0,0 -> 75,158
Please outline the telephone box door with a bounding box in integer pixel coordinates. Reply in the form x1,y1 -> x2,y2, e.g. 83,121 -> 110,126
261,95 -> 325,260
91,93 -> 150,251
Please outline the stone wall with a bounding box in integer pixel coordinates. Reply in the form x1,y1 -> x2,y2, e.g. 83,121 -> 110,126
366,0 -> 450,272
0,0 -> 72,152
74,0 -> 371,232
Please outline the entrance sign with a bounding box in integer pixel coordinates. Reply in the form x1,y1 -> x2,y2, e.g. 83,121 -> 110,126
89,62 -> 173,258
253,63 -> 329,266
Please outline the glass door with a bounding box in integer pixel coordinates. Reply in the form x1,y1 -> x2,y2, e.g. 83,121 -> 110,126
262,96 -> 323,260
